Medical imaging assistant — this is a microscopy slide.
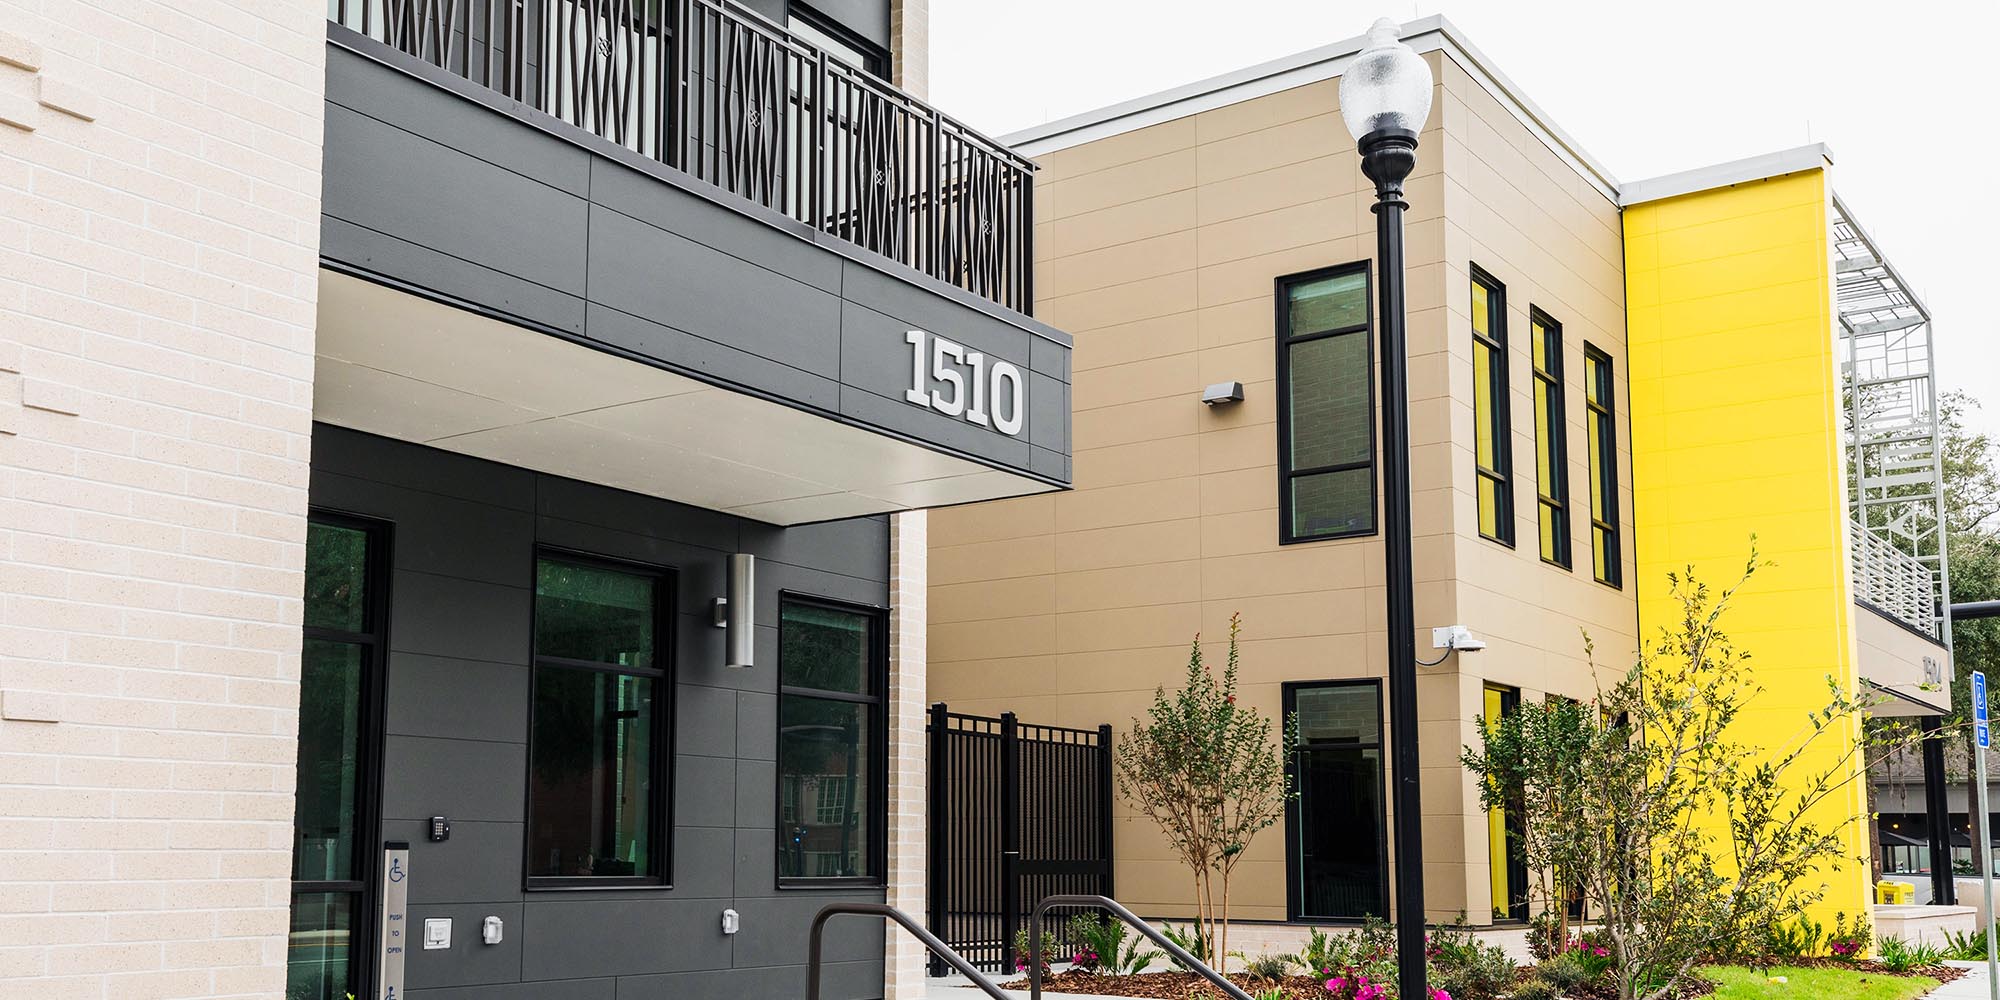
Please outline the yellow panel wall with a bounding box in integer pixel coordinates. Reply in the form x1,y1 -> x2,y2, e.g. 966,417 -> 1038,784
1623,167 -> 1871,926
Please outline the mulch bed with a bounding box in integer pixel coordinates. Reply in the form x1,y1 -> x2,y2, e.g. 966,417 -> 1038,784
1003,959 -> 1960,998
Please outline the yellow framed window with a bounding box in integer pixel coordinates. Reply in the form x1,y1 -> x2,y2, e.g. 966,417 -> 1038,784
1470,267 -> 1513,545
1530,309 -> 1570,567
1584,345 -> 1621,588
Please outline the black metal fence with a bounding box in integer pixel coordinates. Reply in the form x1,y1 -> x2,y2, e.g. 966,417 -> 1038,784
928,705 -> 1113,974
330,0 -> 1035,312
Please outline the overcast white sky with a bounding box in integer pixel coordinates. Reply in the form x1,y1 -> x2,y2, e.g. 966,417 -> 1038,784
931,0 -> 2000,437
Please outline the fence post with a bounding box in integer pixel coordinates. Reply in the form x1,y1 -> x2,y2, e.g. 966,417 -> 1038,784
1096,723 -> 1114,901
927,702 -> 950,976
999,711 -> 1021,962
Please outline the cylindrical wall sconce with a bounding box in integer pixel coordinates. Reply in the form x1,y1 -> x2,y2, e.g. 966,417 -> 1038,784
726,553 -> 754,669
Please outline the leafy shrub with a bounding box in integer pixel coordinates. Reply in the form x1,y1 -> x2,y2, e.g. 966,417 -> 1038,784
1536,950 -> 1597,993
1427,919 -> 1517,1000
1011,928 -> 1057,976
1236,950 -> 1291,981
1066,914 -> 1162,975
1527,911 -> 1566,962
1289,927 -> 1338,974
1875,935 -> 1947,973
1254,989 -> 1288,1000
1160,922 -> 1208,971
1826,911 -> 1871,962
1945,927 -> 1991,961
1761,915 -> 1823,961
1510,979 -> 1559,1000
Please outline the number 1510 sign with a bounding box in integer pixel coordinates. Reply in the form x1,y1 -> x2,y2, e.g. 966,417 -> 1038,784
904,330 -> 1025,437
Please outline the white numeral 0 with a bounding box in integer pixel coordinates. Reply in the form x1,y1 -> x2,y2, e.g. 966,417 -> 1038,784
904,330 -> 1025,438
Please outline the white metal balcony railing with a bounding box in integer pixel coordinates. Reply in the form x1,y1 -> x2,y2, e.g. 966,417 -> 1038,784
1851,527 -> 1939,634
328,0 -> 1036,313
1834,195 -> 1948,641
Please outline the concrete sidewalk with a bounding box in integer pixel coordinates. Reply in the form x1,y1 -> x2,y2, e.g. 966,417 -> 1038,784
1929,961 -> 1992,998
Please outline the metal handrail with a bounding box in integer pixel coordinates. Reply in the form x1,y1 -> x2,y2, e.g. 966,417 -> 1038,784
1029,894 -> 1254,1000
806,902 -> 1011,1000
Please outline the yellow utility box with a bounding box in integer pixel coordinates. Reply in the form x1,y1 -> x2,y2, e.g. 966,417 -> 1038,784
1875,881 -> 1916,905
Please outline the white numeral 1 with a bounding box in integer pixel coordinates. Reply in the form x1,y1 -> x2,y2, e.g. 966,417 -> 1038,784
964,352 -> 990,426
905,330 -> 929,405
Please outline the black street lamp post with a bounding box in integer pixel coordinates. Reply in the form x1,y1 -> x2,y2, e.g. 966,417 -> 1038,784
1339,19 -> 1434,1000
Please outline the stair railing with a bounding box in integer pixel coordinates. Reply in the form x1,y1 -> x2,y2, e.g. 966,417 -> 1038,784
1028,894 -> 1254,1000
806,902 -> 1012,1000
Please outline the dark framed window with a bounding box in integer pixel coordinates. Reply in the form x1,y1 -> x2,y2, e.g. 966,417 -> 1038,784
1285,680 -> 1388,921
778,596 -> 888,886
1276,264 -> 1376,544
1530,308 -> 1570,568
1584,346 -> 1622,588
526,552 -> 674,888
289,513 -> 390,1000
786,3 -> 889,77
1470,266 -> 1514,545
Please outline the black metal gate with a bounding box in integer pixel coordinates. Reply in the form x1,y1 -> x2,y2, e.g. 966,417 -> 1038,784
927,704 -> 1113,974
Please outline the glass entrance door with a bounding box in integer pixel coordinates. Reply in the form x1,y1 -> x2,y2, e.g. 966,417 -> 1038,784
1286,681 -> 1389,921
288,516 -> 386,1000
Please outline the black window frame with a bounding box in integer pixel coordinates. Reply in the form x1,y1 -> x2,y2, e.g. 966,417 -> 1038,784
1283,678 -> 1390,923
1470,264 -> 1514,547
775,592 -> 890,889
1583,344 -> 1623,589
290,509 -> 392,1000
785,2 -> 890,77
522,547 -> 678,891
1529,307 -> 1571,569
1275,262 -> 1379,546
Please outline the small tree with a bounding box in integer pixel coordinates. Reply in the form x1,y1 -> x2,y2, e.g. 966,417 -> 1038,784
1115,613 -> 1294,965
1466,546 -> 1924,1000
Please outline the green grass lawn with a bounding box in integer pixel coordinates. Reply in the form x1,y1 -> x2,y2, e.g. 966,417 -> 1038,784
1702,965 -> 1940,1000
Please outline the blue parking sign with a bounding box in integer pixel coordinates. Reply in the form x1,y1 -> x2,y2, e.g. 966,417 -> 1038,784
1978,672 -> 1990,748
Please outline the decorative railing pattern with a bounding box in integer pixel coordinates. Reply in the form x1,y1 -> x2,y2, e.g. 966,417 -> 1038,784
1852,526 -> 1939,635
329,0 -> 1035,312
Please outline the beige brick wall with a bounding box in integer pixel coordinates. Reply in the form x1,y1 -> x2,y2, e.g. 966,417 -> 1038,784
1429,54 -> 1635,921
931,48 -> 1635,926
0,3 -> 326,996
885,510 -> 929,998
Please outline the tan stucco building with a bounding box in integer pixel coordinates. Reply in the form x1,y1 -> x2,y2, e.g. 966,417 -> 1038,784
927,14 -> 1957,939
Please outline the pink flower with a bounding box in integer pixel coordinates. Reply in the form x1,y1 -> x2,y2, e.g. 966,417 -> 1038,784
1326,977 -> 1347,992
1429,989 -> 1453,1000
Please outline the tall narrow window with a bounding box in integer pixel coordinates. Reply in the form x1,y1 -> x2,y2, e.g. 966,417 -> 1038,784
528,554 -> 671,886
1471,267 -> 1513,544
1530,309 -> 1570,567
1584,346 -> 1622,588
779,598 -> 886,884
1286,681 -> 1388,921
289,515 -> 385,1000
1483,684 -> 1528,922
1277,264 -> 1376,543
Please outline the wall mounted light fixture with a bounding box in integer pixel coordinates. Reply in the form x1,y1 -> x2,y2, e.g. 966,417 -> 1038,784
713,553 -> 755,669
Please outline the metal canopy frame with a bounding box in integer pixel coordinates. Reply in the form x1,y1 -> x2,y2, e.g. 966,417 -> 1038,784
1834,193 -> 1952,645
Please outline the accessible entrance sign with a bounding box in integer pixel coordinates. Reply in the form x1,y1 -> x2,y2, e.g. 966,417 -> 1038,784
1973,673 -> 1996,1000
380,842 -> 409,1000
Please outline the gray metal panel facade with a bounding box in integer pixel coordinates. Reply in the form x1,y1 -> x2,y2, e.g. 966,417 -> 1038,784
320,37 -> 1070,487
311,425 -> 889,998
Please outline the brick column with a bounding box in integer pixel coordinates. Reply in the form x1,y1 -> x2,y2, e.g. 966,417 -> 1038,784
0,4 -> 325,997
885,509 -> 929,998
890,0 -> 928,100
